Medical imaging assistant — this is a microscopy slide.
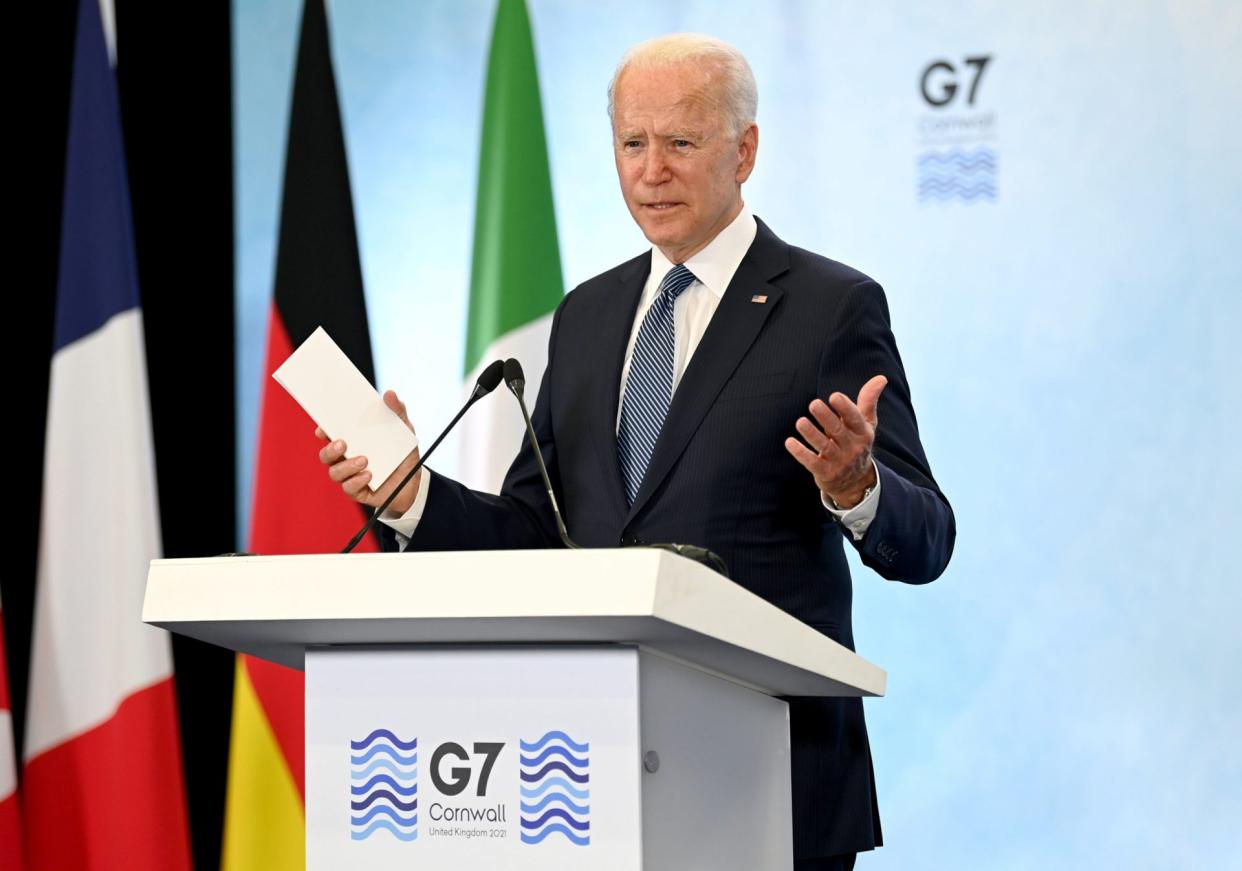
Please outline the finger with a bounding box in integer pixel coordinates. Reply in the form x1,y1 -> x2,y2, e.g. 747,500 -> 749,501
384,390 -> 408,421
329,455 -> 368,484
828,391 -> 869,436
794,416 -> 833,454
808,398 -> 847,439
785,436 -> 842,479
857,375 -> 888,426
784,436 -> 826,474
341,470 -> 373,500
384,390 -> 417,435
810,399 -> 860,456
319,438 -> 348,465
314,426 -> 326,440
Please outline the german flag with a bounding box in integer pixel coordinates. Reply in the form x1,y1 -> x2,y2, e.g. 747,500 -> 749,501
221,1 -> 376,868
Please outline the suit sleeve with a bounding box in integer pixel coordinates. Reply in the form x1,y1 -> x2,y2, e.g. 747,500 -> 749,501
817,279 -> 956,583
376,297 -> 569,554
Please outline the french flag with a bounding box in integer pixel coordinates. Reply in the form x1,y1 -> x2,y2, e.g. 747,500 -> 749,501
1,592 -> 22,870
20,0 -> 191,868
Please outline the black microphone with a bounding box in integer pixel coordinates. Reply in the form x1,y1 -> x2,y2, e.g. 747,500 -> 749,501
340,360 -> 506,553
503,358 -> 579,550
646,542 -> 730,577
501,358 -> 729,576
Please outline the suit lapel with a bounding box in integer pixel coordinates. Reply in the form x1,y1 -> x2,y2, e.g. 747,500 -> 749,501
587,251 -> 650,519
624,218 -> 790,523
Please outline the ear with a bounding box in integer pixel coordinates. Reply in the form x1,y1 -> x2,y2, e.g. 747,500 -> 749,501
735,123 -> 759,184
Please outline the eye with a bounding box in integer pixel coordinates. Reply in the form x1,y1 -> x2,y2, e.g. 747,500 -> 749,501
672,139 -> 694,151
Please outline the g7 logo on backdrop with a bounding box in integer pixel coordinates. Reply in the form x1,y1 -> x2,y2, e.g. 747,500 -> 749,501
429,741 -> 504,796
920,56 -> 993,107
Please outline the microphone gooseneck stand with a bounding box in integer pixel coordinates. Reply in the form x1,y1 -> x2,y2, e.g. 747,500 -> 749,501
501,357 -> 729,577
338,359 -> 506,553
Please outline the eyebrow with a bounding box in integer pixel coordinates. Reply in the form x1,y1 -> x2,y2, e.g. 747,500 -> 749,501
615,128 -> 707,142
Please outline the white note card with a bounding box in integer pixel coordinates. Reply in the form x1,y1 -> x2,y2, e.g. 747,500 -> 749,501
272,326 -> 417,491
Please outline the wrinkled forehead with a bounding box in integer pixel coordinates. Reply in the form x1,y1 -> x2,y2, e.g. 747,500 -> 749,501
611,63 -> 726,135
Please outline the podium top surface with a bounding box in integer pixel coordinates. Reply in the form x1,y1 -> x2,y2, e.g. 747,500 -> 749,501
143,548 -> 885,698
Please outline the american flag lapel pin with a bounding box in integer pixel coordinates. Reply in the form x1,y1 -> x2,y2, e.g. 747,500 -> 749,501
750,293 -> 768,304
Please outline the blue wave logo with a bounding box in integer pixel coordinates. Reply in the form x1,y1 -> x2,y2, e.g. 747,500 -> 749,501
350,730 -> 418,841
917,147 -> 997,203
519,730 -> 590,846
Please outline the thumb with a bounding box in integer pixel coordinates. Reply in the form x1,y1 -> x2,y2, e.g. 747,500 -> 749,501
858,375 -> 888,426
384,389 -> 410,424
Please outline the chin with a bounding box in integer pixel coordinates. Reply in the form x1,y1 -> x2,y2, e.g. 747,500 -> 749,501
635,216 -> 688,248
641,225 -> 675,243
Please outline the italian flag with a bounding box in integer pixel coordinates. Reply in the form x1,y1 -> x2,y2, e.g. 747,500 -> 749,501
456,0 -> 565,492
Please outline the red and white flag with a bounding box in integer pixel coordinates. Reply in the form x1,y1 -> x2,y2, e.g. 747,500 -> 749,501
1,592 -> 23,870
20,0 -> 191,868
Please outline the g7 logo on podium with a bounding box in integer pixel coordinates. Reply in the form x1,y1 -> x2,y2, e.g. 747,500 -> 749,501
429,741 -> 505,796
920,56 -> 993,107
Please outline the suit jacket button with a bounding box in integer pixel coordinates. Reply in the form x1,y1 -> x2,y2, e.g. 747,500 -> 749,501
877,541 -> 898,564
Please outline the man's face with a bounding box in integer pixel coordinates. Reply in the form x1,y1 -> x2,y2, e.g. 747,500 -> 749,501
612,61 -> 758,264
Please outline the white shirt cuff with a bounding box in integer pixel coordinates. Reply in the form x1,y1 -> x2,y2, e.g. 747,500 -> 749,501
821,459 -> 881,541
377,469 -> 431,552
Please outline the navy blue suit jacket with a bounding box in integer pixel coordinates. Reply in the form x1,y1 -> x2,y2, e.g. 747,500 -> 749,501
379,217 -> 955,858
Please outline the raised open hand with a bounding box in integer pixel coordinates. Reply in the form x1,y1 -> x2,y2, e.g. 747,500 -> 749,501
784,374 -> 887,509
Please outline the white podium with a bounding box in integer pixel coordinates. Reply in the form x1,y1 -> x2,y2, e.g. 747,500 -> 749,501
144,549 -> 885,871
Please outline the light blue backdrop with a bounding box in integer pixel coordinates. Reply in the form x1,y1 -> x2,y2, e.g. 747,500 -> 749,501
234,2 -> 1242,866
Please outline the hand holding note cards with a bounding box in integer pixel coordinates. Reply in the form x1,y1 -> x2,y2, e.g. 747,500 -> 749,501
272,326 -> 418,491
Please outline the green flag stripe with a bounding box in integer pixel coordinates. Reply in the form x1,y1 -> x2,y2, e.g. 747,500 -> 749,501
465,0 -> 564,375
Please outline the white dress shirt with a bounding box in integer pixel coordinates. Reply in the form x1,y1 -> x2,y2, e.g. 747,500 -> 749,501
381,205 -> 879,546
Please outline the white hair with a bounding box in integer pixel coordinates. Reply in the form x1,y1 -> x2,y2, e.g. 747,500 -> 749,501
607,33 -> 758,138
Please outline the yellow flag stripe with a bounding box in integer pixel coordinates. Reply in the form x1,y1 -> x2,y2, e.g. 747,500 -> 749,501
221,657 -> 305,871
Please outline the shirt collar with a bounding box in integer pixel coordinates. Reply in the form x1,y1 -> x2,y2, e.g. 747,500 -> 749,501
647,204 -> 758,301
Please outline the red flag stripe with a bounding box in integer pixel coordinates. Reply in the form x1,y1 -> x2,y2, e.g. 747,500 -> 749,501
1,602 -> 22,871
250,305 -> 381,555
0,794 -> 23,871
240,655 -> 305,801
21,678 -> 189,871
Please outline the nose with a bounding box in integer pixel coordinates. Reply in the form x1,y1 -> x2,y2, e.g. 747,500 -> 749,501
640,147 -> 669,186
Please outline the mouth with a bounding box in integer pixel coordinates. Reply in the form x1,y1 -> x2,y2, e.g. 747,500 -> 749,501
642,202 -> 683,212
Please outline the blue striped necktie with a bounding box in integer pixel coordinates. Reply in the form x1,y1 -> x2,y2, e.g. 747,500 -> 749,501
617,263 -> 698,506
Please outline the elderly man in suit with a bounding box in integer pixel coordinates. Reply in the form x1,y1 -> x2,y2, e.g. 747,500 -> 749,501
318,33 -> 955,869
